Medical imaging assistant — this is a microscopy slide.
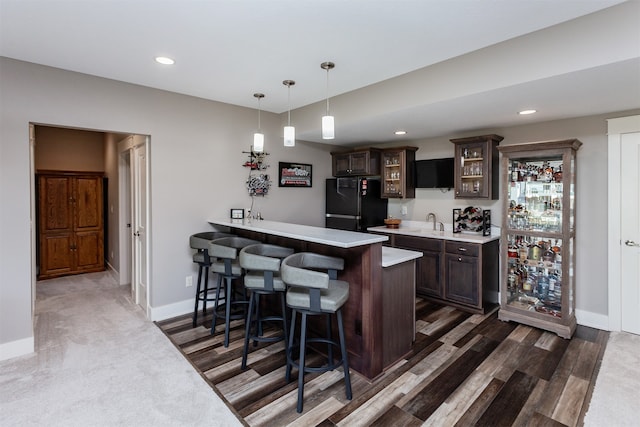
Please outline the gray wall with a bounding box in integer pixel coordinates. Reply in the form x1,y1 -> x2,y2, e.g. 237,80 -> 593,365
0,57 -> 333,352
1,55 -> 638,357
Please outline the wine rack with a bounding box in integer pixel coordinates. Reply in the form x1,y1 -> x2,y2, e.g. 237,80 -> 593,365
497,139 -> 582,338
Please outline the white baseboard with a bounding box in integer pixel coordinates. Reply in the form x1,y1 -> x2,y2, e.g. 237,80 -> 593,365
576,309 -> 609,331
148,298 -> 194,322
0,336 -> 34,362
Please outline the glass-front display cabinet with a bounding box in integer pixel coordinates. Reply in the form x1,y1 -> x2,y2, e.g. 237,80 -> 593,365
451,134 -> 503,199
381,146 -> 418,199
497,139 -> 582,338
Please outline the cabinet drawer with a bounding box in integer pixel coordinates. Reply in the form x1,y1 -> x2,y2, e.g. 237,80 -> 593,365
445,241 -> 479,257
395,235 -> 443,252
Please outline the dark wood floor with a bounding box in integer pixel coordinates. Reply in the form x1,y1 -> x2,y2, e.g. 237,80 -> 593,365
156,298 -> 608,427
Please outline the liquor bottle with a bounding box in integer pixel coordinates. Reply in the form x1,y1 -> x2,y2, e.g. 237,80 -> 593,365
518,237 -> 528,262
542,241 -> 556,264
544,162 -> 554,182
508,237 -> 519,259
553,164 -> 563,182
537,269 -> 550,300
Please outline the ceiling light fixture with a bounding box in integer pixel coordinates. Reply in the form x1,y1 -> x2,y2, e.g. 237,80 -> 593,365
155,56 -> 175,65
395,130 -> 407,135
283,80 -> 296,147
518,109 -> 537,115
253,93 -> 265,153
320,61 -> 335,140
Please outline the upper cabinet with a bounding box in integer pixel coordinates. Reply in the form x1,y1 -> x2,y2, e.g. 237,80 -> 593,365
381,146 -> 418,199
451,134 -> 503,199
331,148 -> 381,177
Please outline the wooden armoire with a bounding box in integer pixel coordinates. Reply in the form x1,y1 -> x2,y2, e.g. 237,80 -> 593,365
37,171 -> 105,279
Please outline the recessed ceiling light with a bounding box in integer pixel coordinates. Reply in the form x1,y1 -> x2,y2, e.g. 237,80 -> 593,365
394,130 -> 407,135
155,56 -> 175,65
518,109 -> 537,115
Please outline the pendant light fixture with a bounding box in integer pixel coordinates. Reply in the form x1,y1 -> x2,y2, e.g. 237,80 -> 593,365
283,80 -> 296,147
320,61 -> 335,140
253,93 -> 265,153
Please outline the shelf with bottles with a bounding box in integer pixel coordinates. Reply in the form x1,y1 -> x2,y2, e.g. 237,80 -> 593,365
505,234 -> 564,317
498,139 -> 581,339
507,158 -> 568,234
451,134 -> 502,199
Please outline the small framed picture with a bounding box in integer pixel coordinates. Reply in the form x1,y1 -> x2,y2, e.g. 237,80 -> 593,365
230,208 -> 244,219
279,162 -> 312,187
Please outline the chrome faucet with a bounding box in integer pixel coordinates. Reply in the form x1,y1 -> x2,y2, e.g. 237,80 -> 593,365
427,212 -> 436,230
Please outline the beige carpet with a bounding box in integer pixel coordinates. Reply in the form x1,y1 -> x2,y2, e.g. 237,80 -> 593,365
583,331 -> 640,426
0,271 -> 242,426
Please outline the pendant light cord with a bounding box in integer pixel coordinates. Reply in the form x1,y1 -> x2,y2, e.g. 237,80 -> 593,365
325,68 -> 330,116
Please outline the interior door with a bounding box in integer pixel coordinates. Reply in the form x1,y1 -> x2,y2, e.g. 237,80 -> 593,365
132,140 -> 149,314
620,131 -> 640,334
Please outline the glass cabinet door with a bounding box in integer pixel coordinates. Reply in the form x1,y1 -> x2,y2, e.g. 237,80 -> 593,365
498,139 -> 581,338
456,142 -> 488,197
382,150 -> 404,197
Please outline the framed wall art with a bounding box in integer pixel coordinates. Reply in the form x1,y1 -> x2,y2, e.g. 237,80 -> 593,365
278,162 -> 312,187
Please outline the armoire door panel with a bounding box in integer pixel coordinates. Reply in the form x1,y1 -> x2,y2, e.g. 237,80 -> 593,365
40,176 -> 72,233
75,231 -> 104,271
40,234 -> 73,276
75,177 -> 102,230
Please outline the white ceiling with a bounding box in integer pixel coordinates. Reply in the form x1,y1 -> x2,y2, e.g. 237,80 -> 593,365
1,0 -> 639,145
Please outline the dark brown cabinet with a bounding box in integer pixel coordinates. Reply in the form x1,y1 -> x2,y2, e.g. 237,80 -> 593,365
38,172 -> 105,279
380,231 -> 499,314
331,148 -> 381,176
381,147 -> 418,199
395,235 -> 443,298
451,134 -> 502,200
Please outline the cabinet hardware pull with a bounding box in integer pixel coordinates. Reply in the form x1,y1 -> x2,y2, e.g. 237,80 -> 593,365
625,240 -> 640,247
458,248 -> 467,252
458,257 -> 462,261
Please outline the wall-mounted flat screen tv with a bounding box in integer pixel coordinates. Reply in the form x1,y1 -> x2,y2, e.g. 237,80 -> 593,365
414,158 -> 454,189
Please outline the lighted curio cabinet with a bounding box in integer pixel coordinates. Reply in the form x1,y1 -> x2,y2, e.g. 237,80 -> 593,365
331,148 -> 381,177
497,139 -> 582,339
381,146 -> 418,199
451,134 -> 502,199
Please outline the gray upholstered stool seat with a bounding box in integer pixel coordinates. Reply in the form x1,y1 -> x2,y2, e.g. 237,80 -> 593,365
209,236 -> 260,347
281,252 -> 352,413
189,231 -> 234,328
239,244 -> 294,369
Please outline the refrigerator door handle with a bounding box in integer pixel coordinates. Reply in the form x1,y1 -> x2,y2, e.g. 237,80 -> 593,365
326,213 -> 361,220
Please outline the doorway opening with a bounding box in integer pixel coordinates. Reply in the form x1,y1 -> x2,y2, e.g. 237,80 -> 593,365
30,124 -> 150,315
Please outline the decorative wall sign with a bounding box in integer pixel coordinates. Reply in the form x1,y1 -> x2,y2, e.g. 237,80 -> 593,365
279,162 -> 312,187
243,149 -> 271,196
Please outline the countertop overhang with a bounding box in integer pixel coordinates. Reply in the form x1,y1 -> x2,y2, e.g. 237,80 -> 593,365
208,218 -> 388,248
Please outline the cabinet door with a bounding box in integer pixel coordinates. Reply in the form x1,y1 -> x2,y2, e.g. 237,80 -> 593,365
395,235 -> 443,298
39,176 -> 73,233
444,253 -> 479,307
452,135 -> 501,200
333,153 -> 352,176
382,151 -> 404,198
75,230 -> 104,271
349,152 -> 370,175
417,249 -> 443,298
74,176 -> 103,231
40,233 -> 74,277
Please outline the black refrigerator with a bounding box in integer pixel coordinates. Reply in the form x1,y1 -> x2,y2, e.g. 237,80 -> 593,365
325,177 -> 388,232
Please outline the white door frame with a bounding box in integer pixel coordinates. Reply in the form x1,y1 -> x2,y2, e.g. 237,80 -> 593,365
607,115 -> 640,331
117,135 -> 151,316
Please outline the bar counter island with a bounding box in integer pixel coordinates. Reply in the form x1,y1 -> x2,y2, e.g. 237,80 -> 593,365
208,218 -> 422,380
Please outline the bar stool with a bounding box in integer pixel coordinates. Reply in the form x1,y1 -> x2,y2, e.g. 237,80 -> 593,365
239,243 -> 294,369
209,236 -> 260,347
189,231 -> 235,328
281,252 -> 352,413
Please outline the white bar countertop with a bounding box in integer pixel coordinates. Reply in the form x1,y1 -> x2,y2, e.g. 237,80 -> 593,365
208,218 -> 388,249
368,220 -> 500,244
381,246 -> 423,268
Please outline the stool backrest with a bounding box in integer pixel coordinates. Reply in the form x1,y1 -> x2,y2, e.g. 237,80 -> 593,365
240,244 -> 294,272
190,231 -> 235,250
209,237 -> 260,260
281,252 -> 344,289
